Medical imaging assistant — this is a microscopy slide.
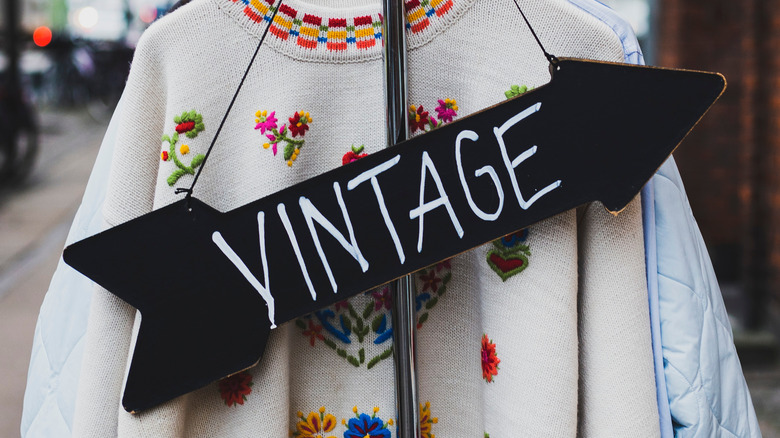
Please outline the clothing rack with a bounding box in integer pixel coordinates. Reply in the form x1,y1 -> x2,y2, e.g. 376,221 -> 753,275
383,0 -> 421,436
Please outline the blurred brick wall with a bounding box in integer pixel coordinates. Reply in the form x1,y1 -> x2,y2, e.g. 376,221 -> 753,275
656,0 -> 777,329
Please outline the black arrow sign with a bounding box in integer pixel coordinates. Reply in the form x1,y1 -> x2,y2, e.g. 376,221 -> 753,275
64,58 -> 725,413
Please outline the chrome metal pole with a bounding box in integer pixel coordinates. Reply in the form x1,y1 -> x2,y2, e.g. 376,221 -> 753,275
382,0 -> 420,436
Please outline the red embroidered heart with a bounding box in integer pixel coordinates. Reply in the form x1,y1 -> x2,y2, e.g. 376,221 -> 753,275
489,253 -> 524,272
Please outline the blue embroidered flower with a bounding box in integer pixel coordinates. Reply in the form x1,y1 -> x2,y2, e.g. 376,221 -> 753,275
499,228 -> 528,249
344,412 -> 392,438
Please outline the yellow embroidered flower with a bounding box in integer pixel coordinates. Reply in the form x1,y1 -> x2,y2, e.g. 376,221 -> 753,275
294,409 -> 337,438
420,401 -> 438,438
180,144 -> 190,155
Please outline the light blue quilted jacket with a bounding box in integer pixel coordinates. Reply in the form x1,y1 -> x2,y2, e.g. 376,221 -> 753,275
21,2 -> 761,436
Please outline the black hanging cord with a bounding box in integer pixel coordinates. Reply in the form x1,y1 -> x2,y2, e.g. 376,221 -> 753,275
511,0 -> 559,66
176,1 -> 283,202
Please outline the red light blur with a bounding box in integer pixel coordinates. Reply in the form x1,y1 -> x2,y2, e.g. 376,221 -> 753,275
33,26 -> 52,47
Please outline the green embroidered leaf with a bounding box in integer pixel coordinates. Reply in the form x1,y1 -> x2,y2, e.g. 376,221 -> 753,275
367,347 -> 394,369
355,318 -> 365,342
359,348 -> 365,364
161,134 -> 170,143
323,338 -> 337,350
295,319 -> 306,330
337,348 -> 347,358
283,143 -> 295,161
362,326 -> 370,337
167,169 -> 187,186
348,303 -> 359,320
418,312 -> 429,326
367,355 -> 382,369
362,302 -> 373,319
172,132 -> 179,143
190,154 -> 205,168
347,355 -> 360,367
173,115 -> 181,124
341,315 -> 352,333
425,297 -> 438,309
371,314 -> 384,332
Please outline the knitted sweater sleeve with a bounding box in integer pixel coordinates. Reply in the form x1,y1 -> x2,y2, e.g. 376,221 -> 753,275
72,25 -> 167,436
577,197 -> 661,437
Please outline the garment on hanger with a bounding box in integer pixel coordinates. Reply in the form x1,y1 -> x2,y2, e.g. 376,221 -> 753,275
69,0 -> 661,436
21,0 -> 741,436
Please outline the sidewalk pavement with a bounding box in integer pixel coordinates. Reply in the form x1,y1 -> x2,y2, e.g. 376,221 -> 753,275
0,107 -> 106,438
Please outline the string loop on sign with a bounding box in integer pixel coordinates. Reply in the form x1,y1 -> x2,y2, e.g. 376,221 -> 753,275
511,0 -> 559,66
178,1 -> 283,203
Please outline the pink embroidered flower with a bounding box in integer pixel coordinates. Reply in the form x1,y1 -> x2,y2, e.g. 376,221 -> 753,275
302,319 -> 324,346
335,300 -> 350,311
218,371 -> 253,407
254,110 -> 278,134
372,287 -> 392,311
419,270 -> 441,293
435,98 -> 458,123
481,334 -> 500,383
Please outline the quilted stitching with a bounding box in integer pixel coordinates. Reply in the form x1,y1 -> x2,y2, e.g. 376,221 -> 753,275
653,160 -> 760,437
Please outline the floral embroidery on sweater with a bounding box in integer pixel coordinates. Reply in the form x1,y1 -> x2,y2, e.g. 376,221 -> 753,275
415,259 -> 452,329
481,334 -> 500,383
295,260 -> 453,370
294,291 -> 393,369
293,407 -> 338,438
218,370 -> 253,406
505,84 -> 532,99
343,407 -> 393,438
420,401 -> 438,438
160,110 -> 206,186
291,406 -> 395,438
254,109 -> 312,167
342,144 -> 368,165
409,98 -> 459,134
486,229 -> 531,281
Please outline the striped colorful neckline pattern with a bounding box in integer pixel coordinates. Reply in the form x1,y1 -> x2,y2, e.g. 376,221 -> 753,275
231,0 -> 455,52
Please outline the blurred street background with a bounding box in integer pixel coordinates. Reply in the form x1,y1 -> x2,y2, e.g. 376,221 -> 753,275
1,0 -> 779,436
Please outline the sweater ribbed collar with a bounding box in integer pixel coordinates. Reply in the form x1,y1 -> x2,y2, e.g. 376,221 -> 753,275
213,0 -> 474,62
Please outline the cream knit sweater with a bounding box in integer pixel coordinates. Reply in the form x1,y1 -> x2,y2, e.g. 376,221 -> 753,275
72,0 -> 660,436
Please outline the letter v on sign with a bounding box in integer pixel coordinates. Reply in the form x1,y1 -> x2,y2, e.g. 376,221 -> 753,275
63,58 -> 725,413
